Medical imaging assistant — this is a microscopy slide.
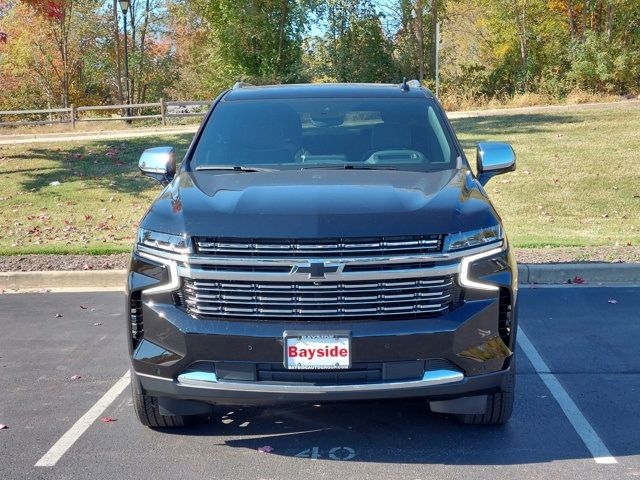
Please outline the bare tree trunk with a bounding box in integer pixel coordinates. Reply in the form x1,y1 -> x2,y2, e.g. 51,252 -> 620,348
518,1 -> 527,66
429,0 -> 438,79
566,0 -> 576,40
606,1 -> 612,42
137,0 -> 150,104
129,2 -> 136,107
276,0 -> 289,78
57,0 -> 73,108
415,0 -> 424,82
113,0 -> 123,105
581,0 -> 587,40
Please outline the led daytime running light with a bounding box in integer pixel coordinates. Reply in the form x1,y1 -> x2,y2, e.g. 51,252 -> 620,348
459,246 -> 504,291
138,251 -> 180,294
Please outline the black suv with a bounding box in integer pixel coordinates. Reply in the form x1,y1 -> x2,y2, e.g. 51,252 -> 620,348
127,81 -> 517,428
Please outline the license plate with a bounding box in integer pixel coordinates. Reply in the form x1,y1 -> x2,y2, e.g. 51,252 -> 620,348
284,332 -> 351,370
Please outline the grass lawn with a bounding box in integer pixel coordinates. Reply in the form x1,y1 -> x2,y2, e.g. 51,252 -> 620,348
0,134 -> 193,255
0,104 -> 638,255
452,103 -> 640,247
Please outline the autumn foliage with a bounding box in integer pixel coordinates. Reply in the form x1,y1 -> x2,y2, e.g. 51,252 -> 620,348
22,0 -> 64,20
0,0 -> 639,112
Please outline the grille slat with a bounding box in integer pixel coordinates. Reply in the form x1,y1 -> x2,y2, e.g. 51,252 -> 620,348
184,293 -> 451,306
177,236 -> 461,321
181,276 -> 457,320
185,279 -> 452,293
195,235 -> 442,257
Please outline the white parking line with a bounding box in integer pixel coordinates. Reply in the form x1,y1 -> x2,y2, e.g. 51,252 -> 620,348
517,327 -> 617,464
35,370 -> 130,467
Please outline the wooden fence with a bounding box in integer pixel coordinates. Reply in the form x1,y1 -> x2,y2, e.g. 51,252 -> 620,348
0,99 -> 212,128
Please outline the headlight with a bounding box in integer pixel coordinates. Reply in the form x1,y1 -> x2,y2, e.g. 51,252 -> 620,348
445,225 -> 503,252
137,228 -> 191,254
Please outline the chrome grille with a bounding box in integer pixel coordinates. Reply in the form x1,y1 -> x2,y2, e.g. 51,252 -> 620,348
194,235 -> 442,257
181,275 -> 458,320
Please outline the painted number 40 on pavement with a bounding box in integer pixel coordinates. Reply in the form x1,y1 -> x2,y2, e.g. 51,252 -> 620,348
295,446 -> 356,460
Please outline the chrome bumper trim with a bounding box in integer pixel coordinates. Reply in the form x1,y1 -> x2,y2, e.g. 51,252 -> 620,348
177,263 -> 459,282
143,369 -> 464,394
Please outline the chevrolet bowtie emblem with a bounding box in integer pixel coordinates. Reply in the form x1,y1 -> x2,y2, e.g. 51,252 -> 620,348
291,262 -> 341,279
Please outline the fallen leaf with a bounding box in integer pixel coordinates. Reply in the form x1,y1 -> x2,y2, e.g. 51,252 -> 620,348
70,375 -> 82,380
608,299 -> 618,304
257,445 -> 274,454
101,417 -> 117,423
82,263 -> 91,270
571,276 -> 586,284
54,313 -> 63,318
93,322 -> 102,326
80,305 -> 88,310
0,424 -> 8,430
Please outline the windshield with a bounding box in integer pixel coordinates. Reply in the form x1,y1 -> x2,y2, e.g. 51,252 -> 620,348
190,97 -> 458,172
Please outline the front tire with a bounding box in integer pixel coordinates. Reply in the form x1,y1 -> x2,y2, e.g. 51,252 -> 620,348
457,363 -> 515,425
131,374 -> 191,428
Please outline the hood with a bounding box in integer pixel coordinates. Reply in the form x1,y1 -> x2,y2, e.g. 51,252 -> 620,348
140,169 -> 501,238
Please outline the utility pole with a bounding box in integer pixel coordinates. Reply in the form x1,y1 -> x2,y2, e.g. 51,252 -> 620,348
435,21 -> 440,98
416,0 -> 424,82
113,0 -> 123,107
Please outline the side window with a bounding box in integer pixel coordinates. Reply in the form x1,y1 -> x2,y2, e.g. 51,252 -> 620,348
427,106 -> 451,163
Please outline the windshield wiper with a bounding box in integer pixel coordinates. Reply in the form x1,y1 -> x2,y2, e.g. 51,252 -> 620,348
195,165 -> 276,173
302,165 -> 397,170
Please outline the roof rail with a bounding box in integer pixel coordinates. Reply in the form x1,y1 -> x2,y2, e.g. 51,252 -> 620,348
232,81 -> 254,90
400,78 -> 422,92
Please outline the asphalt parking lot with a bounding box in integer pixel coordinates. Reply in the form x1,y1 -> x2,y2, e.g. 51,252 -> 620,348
1,285 -> 639,480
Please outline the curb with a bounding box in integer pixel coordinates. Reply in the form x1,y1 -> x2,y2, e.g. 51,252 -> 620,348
518,263 -> 640,284
0,270 -> 127,290
1,264 -> 640,290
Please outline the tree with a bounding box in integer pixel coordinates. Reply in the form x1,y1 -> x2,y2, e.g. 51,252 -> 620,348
166,0 -> 226,98
0,0 -> 112,109
199,0 -> 313,84
306,0 -> 396,83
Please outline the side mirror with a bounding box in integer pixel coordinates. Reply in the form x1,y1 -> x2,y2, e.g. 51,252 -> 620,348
476,142 -> 516,186
139,146 -> 176,186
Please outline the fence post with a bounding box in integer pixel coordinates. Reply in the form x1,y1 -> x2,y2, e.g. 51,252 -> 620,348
70,105 -> 76,129
160,98 -> 167,126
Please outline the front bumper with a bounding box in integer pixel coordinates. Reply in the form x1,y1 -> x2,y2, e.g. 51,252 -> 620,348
136,364 -> 512,406
127,244 -> 518,407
